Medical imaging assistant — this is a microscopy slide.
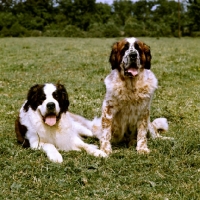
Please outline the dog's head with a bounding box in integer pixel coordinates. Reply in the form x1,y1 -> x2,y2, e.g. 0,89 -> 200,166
109,37 -> 151,77
23,83 -> 69,126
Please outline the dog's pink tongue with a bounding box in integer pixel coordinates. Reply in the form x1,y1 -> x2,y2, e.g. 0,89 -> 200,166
45,115 -> 56,126
128,68 -> 138,76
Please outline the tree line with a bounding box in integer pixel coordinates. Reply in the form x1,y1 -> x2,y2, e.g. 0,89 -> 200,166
0,0 -> 199,37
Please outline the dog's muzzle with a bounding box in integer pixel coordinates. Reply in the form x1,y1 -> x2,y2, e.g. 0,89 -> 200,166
44,102 -> 57,126
123,51 -> 140,77
129,52 -> 138,61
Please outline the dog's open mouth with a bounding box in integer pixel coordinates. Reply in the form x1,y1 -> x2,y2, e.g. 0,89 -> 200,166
44,114 -> 57,126
124,67 -> 138,77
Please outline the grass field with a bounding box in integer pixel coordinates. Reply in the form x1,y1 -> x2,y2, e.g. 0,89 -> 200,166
0,37 -> 199,199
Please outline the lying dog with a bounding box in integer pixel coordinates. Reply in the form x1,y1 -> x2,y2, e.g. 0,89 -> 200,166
91,37 -> 172,155
15,83 -> 106,162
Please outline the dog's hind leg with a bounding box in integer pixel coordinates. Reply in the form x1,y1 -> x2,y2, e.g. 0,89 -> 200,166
69,112 -> 93,130
73,121 -> 94,137
76,139 -> 107,157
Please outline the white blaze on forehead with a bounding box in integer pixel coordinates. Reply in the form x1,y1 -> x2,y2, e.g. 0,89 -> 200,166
125,37 -> 138,53
44,83 -> 56,97
42,83 -> 58,127
126,37 -> 137,46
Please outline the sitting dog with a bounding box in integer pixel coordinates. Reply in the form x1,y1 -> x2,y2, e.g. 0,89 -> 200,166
91,37 -> 172,155
15,83 -> 106,162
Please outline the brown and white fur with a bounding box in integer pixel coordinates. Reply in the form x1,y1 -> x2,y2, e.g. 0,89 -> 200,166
92,37 -> 172,155
15,83 -> 106,163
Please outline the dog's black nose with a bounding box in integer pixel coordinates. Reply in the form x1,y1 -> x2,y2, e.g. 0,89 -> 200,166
47,102 -> 55,110
129,52 -> 137,60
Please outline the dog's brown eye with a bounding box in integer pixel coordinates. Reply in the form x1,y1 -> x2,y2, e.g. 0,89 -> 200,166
122,43 -> 129,52
124,43 -> 129,50
135,42 -> 143,51
53,92 -> 58,99
121,43 -> 129,55
134,42 -> 139,50
38,94 -> 45,103
134,43 -> 143,55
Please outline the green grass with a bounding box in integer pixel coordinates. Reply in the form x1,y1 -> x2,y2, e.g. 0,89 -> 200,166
0,37 -> 199,199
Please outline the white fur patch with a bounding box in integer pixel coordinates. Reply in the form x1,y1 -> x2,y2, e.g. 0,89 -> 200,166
126,37 -> 137,44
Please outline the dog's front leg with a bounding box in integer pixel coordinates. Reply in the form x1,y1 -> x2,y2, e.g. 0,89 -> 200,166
136,116 -> 150,154
100,104 -> 113,155
41,143 -> 63,163
29,135 -> 63,163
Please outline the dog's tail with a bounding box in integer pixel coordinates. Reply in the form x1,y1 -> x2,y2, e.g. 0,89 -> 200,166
152,118 -> 169,132
149,118 -> 173,139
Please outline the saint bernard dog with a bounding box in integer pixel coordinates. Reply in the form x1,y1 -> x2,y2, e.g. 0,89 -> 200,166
92,37 -> 173,155
15,83 -> 106,163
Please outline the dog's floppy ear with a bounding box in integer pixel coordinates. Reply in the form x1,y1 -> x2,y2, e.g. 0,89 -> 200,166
56,83 -> 69,113
109,42 -> 119,70
23,84 -> 42,111
143,43 -> 152,70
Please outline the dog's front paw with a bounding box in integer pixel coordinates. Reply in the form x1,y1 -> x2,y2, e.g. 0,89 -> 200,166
100,144 -> 112,155
137,147 -> 150,154
94,150 -> 108,158
84,129 -> 93,137
48,151 -> 63,163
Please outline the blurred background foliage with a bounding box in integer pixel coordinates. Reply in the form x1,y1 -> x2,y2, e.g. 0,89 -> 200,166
0,0 -> 199,37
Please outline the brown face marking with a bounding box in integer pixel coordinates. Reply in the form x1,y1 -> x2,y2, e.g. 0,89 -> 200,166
109,39 -> 129,70
134,40 -> 151,69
